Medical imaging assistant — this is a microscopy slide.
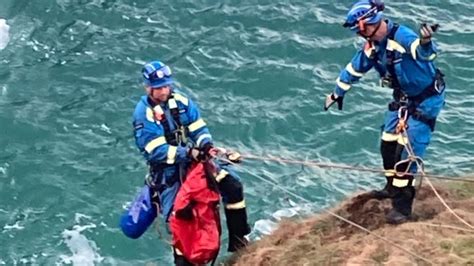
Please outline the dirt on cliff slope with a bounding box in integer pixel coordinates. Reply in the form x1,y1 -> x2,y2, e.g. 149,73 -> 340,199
227,181 -> 474,266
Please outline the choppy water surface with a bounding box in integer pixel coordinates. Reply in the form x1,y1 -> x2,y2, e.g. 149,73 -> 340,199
0,0 -> 473,265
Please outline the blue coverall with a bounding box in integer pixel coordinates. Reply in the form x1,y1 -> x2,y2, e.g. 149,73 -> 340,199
333,19 -> 446,217
132,89 -> 250,253
132,90 -> 212,221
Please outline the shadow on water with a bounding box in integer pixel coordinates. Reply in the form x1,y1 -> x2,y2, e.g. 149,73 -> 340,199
60,94 -> 92,111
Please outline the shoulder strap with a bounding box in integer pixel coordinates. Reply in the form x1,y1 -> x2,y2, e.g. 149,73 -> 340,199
168,94 -> 182,128
147,96 -> 182,145
167,94 -> 188,146
388,23 -> 399,40
385,23 -> 402,91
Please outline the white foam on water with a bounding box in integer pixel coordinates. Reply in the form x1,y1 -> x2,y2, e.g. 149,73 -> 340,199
74,213 -> 92,224
272,208 -> 299,220
253,219 -> 278,235
99,124 -> 111,134
3,221 -> 25,231
0,19 -> 10,50
57,223 -> 103,266
251,202 -> 315,240
146,17 -> 160,24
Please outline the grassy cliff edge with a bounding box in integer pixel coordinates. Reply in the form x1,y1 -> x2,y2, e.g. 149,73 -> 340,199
228,180 -> 474,265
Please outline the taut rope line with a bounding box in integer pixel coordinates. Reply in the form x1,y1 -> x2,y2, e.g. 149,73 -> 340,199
240,153 -> 474,183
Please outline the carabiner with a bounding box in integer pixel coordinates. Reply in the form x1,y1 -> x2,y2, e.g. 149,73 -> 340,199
398,106 -> 408,121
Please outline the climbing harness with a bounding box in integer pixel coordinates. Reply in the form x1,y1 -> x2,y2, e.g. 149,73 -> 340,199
395,106 -> 408,134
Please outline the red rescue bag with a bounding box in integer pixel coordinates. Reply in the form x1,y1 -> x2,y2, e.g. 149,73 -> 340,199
169,162 -> 221,264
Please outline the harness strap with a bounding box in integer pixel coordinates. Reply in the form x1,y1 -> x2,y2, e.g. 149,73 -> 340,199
412,111 -> 437,131
147,94 -> 187,187
388,102 -> 437,132
168,95 -> 183,128
382,24 -> 443,132
168,95 -> 188,147
147,94 -> 186,146
408,69 -> 445,105
385,23 -> 401,90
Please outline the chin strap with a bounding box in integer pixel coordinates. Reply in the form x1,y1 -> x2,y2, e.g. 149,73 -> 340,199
364,20 -> 383,41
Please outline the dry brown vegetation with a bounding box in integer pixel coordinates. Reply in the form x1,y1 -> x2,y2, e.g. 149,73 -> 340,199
227,181 -> 474,266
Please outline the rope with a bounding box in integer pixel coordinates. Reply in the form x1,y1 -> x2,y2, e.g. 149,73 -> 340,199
417,222 -> 474,233
240,153 -> 474,183
218,156 -> 434,264
398,129 -> 474,230
423,176 -> 474,229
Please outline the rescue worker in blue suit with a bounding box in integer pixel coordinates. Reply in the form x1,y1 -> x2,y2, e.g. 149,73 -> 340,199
324,0 -> 446,224
132,60 -> 250,264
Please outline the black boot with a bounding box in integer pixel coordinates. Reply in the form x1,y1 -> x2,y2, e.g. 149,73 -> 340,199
386,185 -> 415,224
225,208 -> 251,252
369,177 -> 395,200
386,209 -> 410,224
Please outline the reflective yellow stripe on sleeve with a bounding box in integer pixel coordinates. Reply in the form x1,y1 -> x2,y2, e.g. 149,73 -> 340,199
410,38 -> 437,61
345,63 -> 364,78
166,146 -> 177,164
225,200 -> 246,210
146,108 -> 154,122
173,93 -> 189,106
336,77 -> 351,91
188,118 -> 206,133
146,106 -> 164,122
145,136 -> 167,153
410,39 -> 420,60
427,53 -> 437,61
387,39 -> 406,54
196,133 -> 212,147
168,98 -> 178,109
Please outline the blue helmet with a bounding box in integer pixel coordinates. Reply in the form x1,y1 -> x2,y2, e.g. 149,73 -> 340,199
343,0 -> 385,32
142,60 -> 174,88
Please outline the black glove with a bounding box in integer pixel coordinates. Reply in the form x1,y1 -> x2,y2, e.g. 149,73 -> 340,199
188,147 -> 202,161
188,143 -> 215,162
324,93 -> 344,111
201,143 -> 214,156
419,23 -> 439,45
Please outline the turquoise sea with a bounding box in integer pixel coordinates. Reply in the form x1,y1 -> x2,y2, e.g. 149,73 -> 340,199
0,0 -> 473,265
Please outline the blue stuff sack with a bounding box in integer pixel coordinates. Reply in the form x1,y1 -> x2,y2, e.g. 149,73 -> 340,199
120,185 -> 158,239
